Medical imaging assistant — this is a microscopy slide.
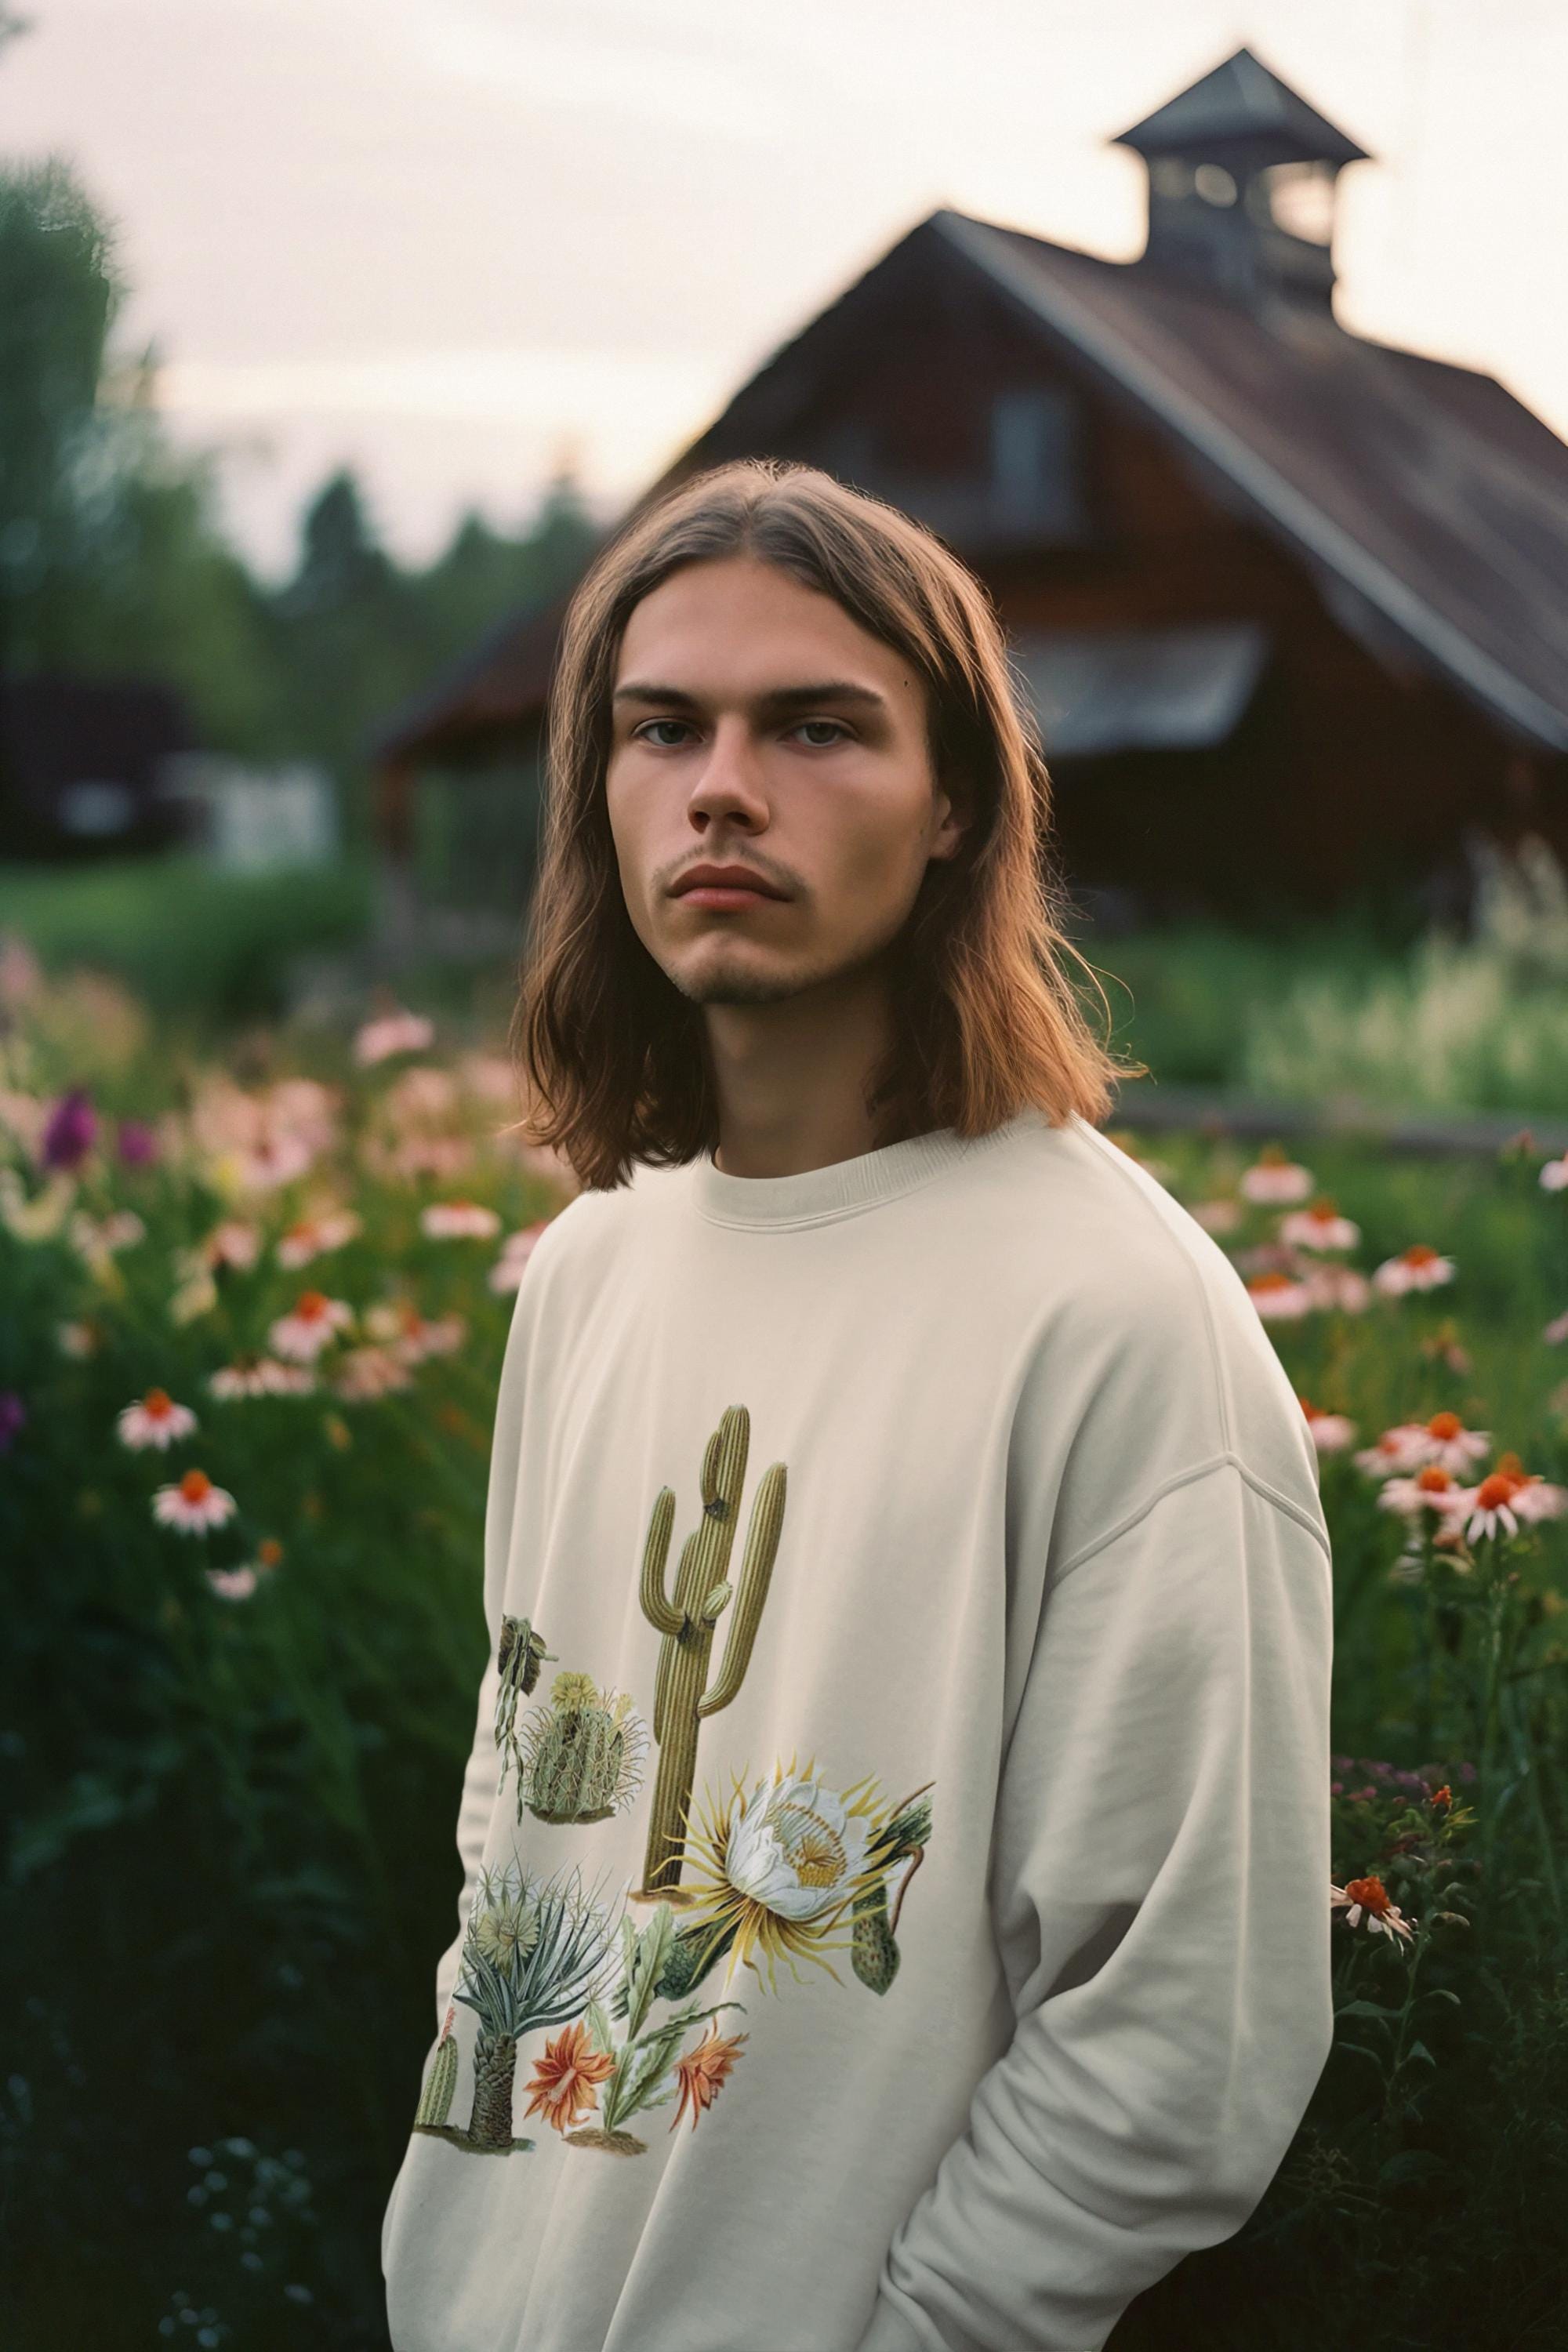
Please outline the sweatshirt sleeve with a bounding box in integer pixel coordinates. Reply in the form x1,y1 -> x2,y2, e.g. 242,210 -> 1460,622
429,1234 -> 557,2033
853,1459 -> 1335,2352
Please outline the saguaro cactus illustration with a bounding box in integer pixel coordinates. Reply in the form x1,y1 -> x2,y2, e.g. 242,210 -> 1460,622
633,1406 -> 787,1902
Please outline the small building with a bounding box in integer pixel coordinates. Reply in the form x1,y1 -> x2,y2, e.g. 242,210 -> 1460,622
368,45 -> 1568,939
0,673 -> 201,858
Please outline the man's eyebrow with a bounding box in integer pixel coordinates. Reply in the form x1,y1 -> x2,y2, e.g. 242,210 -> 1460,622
612,679 -> 889,713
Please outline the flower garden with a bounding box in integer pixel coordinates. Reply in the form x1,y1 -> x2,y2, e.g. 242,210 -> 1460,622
2,935 -> 1565,2350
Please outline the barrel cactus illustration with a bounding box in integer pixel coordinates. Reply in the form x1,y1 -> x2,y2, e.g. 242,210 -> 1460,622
634,1405 -> 787,1902
515,1672 -> 649,1825
495,1614 -> 557,1798
414,2008 -> 459,2128
413,1854 -> 619,2156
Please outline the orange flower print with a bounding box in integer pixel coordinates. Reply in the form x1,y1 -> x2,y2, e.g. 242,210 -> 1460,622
522,2021 -> 616,2134
668,2020 -> 749,2134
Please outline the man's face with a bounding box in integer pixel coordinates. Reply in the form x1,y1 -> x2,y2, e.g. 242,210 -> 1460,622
604,554 -> 965,1007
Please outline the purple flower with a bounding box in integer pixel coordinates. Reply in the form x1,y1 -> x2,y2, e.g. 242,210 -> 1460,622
0,1392 -> 25,1454
41,1088 -> 97,1172
116,1117 -> 159,1167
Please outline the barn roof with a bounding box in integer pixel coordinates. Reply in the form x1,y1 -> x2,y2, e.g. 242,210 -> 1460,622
373,204 -> 1568,766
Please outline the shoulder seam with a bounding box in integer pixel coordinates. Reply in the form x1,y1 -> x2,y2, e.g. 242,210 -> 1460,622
1051,1450 -> 1332,1586
1069,1119 -> 1234,1455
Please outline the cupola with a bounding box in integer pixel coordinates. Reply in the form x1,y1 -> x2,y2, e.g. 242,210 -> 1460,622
1113,46 -> 1371,310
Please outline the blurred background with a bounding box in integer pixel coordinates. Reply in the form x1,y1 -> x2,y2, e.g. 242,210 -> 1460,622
3,5 -> 1568,2348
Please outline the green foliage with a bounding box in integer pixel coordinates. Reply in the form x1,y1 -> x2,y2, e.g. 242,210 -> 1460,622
0,851 -> 374,1025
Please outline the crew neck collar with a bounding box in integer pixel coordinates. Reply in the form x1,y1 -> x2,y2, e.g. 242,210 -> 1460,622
685,1108 -> 1038,1230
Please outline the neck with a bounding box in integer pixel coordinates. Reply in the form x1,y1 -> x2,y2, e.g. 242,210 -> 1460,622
703,963 -> 906,1179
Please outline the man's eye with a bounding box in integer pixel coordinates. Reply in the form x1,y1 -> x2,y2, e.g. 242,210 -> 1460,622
636,720 -> 695,748
793,720 -> 848,747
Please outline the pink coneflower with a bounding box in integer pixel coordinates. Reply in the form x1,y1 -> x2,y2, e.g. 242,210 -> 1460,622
1490,1450 -> 1568,1524
1372,1244 -> 1456,1296
1330,1875 -> 1414,1943
1188,1197 -> 1241,1235
420,1199 -> 501,1240
1240,1145 -> 1313,1205
1377,1462 -> 1468,1522
488,1220 -> 553,1294
1445,1467 -> 1541,1544
209,1354 -> 317,1399
1538,1154 -> 1568,1192
1353,1424 -> 1432,1479
236,1127 -> 316,1192
116,1117 -> 159,1167
331,1344 -> 417,1402
1279,1195 -> 1360,1251
194,1221 -> 263,1274
206,1566 -> 259,1600
1300,1397 -> 1357,1453
1404,1410 -> 1491,1475
269,1290 -> 354,1361
1301,1263 -> 1371,1314
1544,1309 -> 1568,1345
354,1007 -> 435,1066
363,1300 -> 466,1362
1246,1269 -> 1315,1319
276,1209 -> 363,1269
40,1087 -> 97,1172
152,1467 -> 238,1534
207,1537 -> 283,1599
117,1388 -> 198,1450
57,1318 -> 104,1358
0,1391 -> 26,1455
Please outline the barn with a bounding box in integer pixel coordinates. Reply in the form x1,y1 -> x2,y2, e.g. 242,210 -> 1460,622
368,45 -> 1568,942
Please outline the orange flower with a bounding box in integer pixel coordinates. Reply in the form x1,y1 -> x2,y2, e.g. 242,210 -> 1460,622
522,2020 -> 615,2134
668,2019 -> 749,2133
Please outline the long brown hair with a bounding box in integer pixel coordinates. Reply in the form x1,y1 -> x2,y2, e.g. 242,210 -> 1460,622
509,456 -> 1144,1188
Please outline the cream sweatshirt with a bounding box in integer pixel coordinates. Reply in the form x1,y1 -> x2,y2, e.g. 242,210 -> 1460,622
379,1104 -> 1334,2352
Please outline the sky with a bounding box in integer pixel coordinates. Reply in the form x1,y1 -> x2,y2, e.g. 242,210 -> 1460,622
4,0 -> 1566,583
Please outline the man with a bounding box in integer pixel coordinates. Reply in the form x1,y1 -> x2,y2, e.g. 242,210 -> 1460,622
381,458 -> 1334,2352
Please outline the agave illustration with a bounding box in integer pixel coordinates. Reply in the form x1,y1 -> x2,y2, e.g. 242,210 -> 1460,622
426,1855 -> 619,2154
514,1672 -> 649,1825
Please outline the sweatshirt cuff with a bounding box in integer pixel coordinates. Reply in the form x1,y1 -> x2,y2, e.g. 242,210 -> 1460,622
854,2290 -> 936,2352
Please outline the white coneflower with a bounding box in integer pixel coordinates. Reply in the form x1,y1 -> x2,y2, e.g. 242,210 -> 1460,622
1300,1398 -> 1357,1453
269,1290 -> 354,1361
1246,1270 -> 1316,1319
1239,1146 -> 1313,1205
209,1354 -> 317,1399
152,1468 -> 238,1534
69,1207 -> 147,1261
1330,1876 -> 1414,1943
1279,1196 -> 1360,1251
1371,1244 -> 1456,1296
118,1388 -> 198,1450
276,1209 -> 363,1269
420,1199 -> 501,1240
355,1007 -> 435,1066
